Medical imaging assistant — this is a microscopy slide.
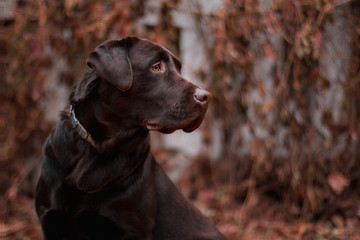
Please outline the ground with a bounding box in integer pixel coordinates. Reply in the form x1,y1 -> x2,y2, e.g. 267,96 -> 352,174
1,151 -> 359,240
1,186 -> 360,240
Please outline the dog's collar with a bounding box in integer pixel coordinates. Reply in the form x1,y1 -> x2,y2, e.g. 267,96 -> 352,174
69,105 -> 96,146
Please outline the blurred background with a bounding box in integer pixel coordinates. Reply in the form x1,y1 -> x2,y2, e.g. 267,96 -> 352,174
1,0 -> 360,239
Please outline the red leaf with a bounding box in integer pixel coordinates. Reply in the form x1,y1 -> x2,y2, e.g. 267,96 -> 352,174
264,42 -> 277,60
310,29 -> 323,59
327,172 -> 349,195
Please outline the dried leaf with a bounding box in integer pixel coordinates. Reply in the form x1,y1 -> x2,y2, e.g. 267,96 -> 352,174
263,100 -> 276,112
0,222 -> 26,237
65,0 -> 80,16
38,3 -> 47,26
331,215 -> 344,229
308,68 -> 320,85
310,29 -> 323,59
327,172 -> 349,195
264,42 -> 277,60
306,187 -> 317,211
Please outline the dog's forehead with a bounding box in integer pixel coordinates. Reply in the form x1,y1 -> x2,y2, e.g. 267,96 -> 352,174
130,39 -> 181,67
134,40 -> 164,55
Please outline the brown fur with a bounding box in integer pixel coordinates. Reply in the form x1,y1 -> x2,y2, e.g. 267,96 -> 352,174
35,37 -> 226,240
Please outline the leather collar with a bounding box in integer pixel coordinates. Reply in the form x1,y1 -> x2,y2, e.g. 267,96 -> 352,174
69,105 -> 96,146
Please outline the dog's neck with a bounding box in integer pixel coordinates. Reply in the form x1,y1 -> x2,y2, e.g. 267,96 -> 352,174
70,98 -> 149,154
69,105 -> 96,146
54,103 -> 152,193
64,135 -> 151,193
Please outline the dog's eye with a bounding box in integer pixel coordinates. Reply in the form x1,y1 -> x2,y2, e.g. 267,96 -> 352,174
152,64 -> 161,72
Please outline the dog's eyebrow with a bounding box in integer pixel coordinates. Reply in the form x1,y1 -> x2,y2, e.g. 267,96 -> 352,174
147,51 -> 182,71
162,50 -> 182,71
171,55 -> 182,71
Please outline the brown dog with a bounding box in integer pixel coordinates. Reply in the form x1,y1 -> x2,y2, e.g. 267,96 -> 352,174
35,37 -> 226,240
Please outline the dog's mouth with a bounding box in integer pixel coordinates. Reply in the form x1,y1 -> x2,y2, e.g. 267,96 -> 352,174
181,116 -> 203,133
145,115 -> 204,134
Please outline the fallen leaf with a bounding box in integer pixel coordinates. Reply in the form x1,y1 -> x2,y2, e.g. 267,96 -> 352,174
310,29 -> 323,59
263,100 -> 276,112
327,172 -> 349,195
264,42 -> 278,60
0,222 -> 26,237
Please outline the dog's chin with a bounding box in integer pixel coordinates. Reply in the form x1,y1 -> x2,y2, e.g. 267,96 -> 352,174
181,116 -> 204,133
145,114 -> 205,134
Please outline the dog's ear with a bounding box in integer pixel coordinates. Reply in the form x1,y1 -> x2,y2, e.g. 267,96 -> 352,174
86,40 -> 133,92
73,70 -> 99,102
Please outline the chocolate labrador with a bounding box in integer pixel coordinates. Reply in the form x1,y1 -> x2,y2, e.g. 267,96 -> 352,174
35,37 -> 226,240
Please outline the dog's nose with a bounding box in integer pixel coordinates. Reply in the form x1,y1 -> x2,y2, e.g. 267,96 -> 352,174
194,88 -> 211,105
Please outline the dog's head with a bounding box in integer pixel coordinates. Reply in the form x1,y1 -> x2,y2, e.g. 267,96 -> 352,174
75,37 -> 211,134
